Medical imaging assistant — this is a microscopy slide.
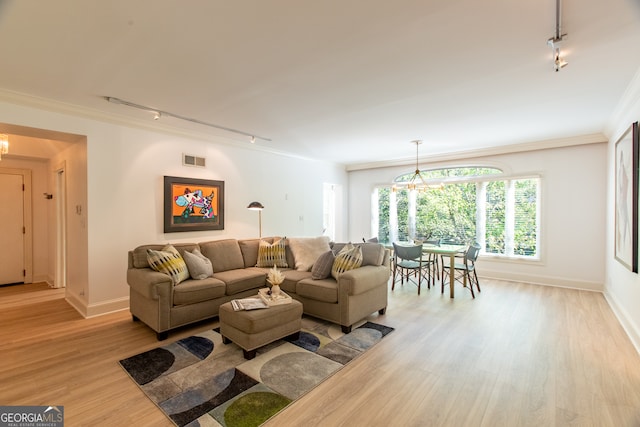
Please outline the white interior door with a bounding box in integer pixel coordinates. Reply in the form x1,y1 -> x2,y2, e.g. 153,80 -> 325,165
0,173 -> 25,284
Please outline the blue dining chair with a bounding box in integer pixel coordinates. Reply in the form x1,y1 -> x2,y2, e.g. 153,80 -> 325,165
392,242 -> 430,295
441,243 -> 481,298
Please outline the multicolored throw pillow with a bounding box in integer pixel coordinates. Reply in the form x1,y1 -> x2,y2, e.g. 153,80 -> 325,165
147,245 -> 190,285
331,243 -> 363,279
256,238 -> 289,268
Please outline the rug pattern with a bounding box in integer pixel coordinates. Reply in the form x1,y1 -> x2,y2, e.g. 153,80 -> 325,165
119,318 -> 393,427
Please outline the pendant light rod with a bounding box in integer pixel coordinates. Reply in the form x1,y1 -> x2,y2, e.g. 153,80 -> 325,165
413,139 -> 422,173
554,0 -> 562,40
105,96 -> 271,142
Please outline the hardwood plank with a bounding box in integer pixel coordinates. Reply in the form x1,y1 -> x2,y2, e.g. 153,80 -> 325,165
2,281 -> 640,426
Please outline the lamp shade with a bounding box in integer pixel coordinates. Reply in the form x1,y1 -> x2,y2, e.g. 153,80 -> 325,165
247,201 -> 264,210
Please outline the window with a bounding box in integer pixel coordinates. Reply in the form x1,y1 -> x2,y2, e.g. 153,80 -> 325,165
375,167 -> 540,259
322,183 -> 337,241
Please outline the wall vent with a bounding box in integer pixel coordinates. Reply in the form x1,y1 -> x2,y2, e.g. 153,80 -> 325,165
183,154 -> 206,167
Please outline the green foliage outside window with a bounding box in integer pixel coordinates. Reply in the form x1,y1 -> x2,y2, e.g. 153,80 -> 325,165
377,167 -> 538,258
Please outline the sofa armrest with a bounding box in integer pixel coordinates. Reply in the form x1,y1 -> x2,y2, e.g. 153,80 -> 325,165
338,265 -> 390,295
127,268 -> 173,300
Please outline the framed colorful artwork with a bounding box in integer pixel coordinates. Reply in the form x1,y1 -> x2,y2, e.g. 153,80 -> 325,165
164,176 -> 224,233
614,122 -> 639,272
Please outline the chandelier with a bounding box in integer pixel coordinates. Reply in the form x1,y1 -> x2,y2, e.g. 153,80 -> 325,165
393,140 -> 441,192
0,134 -> 8,161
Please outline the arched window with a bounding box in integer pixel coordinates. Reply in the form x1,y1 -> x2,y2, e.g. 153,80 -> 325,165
377,166 -> 539,259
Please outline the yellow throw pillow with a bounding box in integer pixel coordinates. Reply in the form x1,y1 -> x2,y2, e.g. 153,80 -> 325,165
256,238 -> 289,268
147,244 -> 190,285
331,243 -> 363,279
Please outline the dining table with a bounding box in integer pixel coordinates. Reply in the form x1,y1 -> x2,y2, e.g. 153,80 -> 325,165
422,243 -> 467,298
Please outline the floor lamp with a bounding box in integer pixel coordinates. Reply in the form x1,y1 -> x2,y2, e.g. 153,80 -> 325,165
247,201 -> 264,238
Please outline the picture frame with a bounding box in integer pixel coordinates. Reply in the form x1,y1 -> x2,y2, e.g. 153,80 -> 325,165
164,176 -> 224,233
614,122 -> 639,272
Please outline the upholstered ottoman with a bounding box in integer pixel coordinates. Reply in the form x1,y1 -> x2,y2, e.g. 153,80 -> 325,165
219,299 -> 303,359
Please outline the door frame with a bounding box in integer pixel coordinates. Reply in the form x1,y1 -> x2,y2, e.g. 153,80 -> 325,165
54,162 -> 66,289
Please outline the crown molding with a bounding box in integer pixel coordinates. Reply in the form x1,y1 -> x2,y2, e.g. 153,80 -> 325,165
0,88 -> 323,164
345,133 -> 607,172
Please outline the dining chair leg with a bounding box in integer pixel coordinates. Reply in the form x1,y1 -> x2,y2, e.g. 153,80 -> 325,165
392,264 -> 398,291
466,270 -> 475,298
473,270 -> 480,293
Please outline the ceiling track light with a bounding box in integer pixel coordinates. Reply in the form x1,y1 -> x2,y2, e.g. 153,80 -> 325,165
547,0 -> 568,72
105,96 -> 271,143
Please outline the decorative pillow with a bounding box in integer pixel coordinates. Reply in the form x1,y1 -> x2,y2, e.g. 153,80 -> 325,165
256,238 -> 288,268
183,248 -> 213,280
311,250 -> 335,280
147,245 -> 190,285
288,236 -> 331,271
331,244 -> 363,279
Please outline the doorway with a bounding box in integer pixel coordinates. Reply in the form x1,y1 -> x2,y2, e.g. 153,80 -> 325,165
0,123 -> 86,300
0,168 -> 33,285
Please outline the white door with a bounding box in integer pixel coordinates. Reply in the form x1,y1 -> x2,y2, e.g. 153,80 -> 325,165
0,173 -> 25,284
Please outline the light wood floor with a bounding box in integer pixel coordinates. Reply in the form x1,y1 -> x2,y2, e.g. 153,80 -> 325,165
2,279 -> 640,426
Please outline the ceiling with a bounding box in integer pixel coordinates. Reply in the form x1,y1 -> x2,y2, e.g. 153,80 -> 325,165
0,0 -> 639,167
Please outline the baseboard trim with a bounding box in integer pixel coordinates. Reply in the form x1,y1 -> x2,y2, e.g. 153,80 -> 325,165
65,294 -> 129,318
479,269 -> 603,292
604,291 -> 640,355
66,293 -> 87,317
86,297 -> 130,318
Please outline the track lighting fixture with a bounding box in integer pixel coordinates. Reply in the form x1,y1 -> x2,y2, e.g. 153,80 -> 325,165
547,0 -> 568,72
105,96 -> 271,142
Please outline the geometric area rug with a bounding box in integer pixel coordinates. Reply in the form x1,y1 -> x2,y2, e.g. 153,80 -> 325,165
119,317 -> 394,427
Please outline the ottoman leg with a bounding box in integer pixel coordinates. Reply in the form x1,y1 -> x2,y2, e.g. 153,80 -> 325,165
222,335 -> 231,345
243,349 -> 256,360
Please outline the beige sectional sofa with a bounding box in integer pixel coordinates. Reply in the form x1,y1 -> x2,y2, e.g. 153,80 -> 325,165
127,237 -> 390,340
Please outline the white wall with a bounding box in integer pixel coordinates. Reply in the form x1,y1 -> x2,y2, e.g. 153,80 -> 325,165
605,71 -> 640,352
0,99 -> 348,316
348,142 -> 607,291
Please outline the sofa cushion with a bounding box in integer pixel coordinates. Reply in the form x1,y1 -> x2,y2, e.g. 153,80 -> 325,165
288,236 -> 331,271
331,242 -> 384,266
173,277 -> 226,305
296,277 -> 338,303
331,244 -> 363,279
214,269 -> 266,295
359,243 -> 385,266
146,245 -> 190,285
311,250 -> 335,280
256,238 -> 289,268
239,238 -> 272,268
183,248 -> 213,279
200,239 -> 245,272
